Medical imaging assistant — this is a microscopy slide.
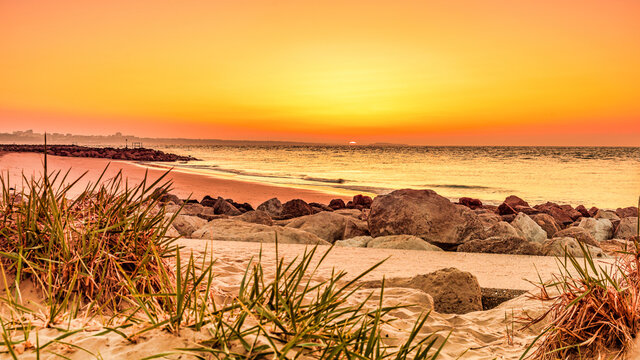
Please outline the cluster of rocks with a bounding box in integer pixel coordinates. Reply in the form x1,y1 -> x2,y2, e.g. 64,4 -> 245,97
0,144 -> 197,162
158,189 -> 637,314
160,189 -> 638,258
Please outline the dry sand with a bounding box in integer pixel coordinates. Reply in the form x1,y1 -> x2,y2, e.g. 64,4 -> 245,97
0,152 -> 579,359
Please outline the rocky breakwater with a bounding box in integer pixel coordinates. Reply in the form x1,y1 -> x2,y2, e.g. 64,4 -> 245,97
0,144 -> 198,162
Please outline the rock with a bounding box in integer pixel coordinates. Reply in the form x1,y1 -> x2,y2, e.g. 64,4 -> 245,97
505,195 -> 529,208
309,202 -> 333,212
158,193 -> 182,205
334,209 -> 363,219
594,210 -> 621,228
486,221 -> 523,239
281,199 -> 313,219
362,268 -> 482,314
343,218 -> 370,239
553,227 -> 599,247
328,199 -> 346,210
497,202 -> 517,216
513,205 -> 539,215
367,189 -> 485,248
457,236 -> 542,256
588,207 -> 599,217
166,215 -> 207,237
228,200 -> 254,213
200,195 -> 217,207
191,219 -> 329,245
533,202 -> 580,226
459,197 -> 483,210
530,213 -> 560,238
366,235 -> 443,251
578,218 -> 613,242
181,203 -> 205,216
285,212 -> 366,243
335,236 -> 373,247
614,217 -> 639,240
235,210 -> 273,225
542,237 -> 606,258
213,197 -> 242,216
477,212 -> 503,229
616,207 -> 638,219
352,194 -> 373,208
510,213 -> 547,244
256,198 -> 283,217
165,225 -> 181,238
195,207 -> 223,221
575,205 -> 590,218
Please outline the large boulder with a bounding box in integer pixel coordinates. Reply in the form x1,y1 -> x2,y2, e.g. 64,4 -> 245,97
191,219 -> 329,245
457,236 -> 542,255
235,210 -> 273,225
575,205 -> 590,218
256,198 -> 283,217
335,236 -> 373,248
578,218 -> 613,242
285,212 -> 366,243
614,217 -> 639,240
367,235 -> 443,251
167,214 -> 208,237
542,237 -> 606,258
367,189 -> 485,248
530,213 -> 560,238
553,227 -> 599,247
281,199 -> 313,219
334,208 -> 364,219
362,268 -> 483,314
510,213 -> 547,244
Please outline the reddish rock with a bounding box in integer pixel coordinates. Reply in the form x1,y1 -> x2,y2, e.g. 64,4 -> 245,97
329,198 -> 346,210
200,195 -> 217,207
533,202 -> 579,226
588,207 -> 599,217
459,197 -> 483,210
504,195 -> 529,208
575,205 -> 590,218
501,214 -> 516,223
616,207 -> 638,219
281,199 -> 314,219
497,202 -> 516,215
352,194 -> 373,208
513,205 -> 539,215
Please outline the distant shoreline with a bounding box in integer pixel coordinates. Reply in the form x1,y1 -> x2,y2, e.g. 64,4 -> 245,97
0,144 -> 197,162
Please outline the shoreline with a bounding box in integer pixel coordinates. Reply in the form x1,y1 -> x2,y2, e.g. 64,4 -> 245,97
0,152 -> 352,206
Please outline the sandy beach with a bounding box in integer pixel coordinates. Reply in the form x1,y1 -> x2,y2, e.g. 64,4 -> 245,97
0,150 -> 636,359
0,152 -> 351,206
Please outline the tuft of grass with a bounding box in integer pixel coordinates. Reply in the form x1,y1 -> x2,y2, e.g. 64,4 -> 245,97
522,198 -> 640,359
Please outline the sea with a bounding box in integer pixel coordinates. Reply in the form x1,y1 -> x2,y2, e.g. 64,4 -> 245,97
152,145 -> 640,209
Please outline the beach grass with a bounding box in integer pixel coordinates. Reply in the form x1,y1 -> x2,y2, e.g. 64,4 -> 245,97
0,154 -> 447,359
522,201 -> 640,359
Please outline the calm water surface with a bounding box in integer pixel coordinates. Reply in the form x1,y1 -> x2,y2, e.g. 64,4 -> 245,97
153,145 -> 640,209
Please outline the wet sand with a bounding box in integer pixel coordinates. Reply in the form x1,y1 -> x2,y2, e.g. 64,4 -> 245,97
0,152 -> 350,206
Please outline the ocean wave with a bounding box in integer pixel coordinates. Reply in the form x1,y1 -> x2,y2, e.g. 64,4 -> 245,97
301,176 -> 346,184
421,184 -> 494,190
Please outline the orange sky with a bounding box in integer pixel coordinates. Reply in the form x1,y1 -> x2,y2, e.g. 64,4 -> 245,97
1,0 -> 639,145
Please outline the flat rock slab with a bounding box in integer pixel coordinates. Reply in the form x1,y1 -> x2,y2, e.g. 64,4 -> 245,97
178,239 -> 593,291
